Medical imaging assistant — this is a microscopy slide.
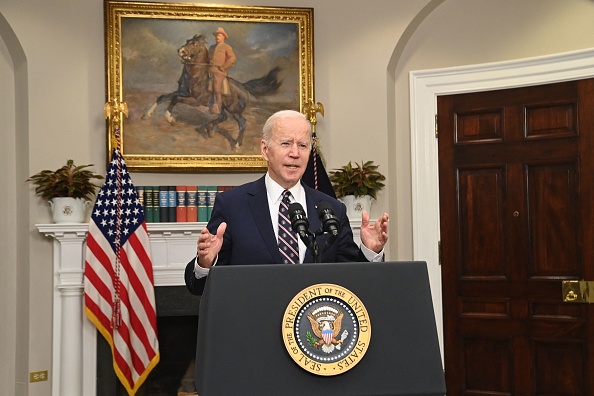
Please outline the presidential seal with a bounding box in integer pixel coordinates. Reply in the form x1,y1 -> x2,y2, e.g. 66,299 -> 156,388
282,283 -> 371,376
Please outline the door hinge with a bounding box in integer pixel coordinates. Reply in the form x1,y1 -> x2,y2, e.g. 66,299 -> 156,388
435,114 -> 438,138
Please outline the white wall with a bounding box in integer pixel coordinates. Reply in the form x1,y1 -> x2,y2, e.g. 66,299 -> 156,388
0,14 -> 18,396
3,0 -> 594,394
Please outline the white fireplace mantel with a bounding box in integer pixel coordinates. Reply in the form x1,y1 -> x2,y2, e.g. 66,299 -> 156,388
37,220 -> 362,395
37,222 -> 205,396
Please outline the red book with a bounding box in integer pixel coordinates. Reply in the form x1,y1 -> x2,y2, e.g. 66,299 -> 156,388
186,186 -> 198,222
176,186 -> 187,222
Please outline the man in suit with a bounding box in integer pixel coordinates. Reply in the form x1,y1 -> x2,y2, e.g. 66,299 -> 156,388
185,110 -> 389,295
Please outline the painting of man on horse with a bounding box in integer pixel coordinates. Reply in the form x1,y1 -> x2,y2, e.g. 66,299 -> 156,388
120,19 -> 301,156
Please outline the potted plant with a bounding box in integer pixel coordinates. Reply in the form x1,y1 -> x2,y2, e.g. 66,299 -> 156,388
329,160 -> 386,219
26,159 -> 104,223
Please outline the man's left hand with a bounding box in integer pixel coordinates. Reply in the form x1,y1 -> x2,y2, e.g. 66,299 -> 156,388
360,211 -> 389,254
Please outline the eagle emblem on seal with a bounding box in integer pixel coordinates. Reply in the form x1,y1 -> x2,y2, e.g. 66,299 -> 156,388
306,305 -> 349,353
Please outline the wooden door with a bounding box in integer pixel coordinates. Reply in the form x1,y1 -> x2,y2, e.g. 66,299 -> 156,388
437,79 -> 594,395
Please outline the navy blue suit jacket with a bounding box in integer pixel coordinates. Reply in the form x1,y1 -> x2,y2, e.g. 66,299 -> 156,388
185,176 -> 366,295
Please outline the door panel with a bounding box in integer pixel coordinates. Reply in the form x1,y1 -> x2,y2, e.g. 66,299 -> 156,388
438,79 -> 594,395
528,162 -> 580,276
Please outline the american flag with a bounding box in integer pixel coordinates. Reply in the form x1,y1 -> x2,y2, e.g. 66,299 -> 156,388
302,140 -> 336,199
84,149 -> 159,395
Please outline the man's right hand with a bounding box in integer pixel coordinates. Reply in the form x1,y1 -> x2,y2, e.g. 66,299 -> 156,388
196,222 -> 227,268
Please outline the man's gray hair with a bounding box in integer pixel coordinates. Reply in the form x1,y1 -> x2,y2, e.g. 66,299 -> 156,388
262,110 -> 311,144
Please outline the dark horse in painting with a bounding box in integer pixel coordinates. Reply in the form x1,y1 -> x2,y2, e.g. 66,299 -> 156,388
141,34 -> 281,149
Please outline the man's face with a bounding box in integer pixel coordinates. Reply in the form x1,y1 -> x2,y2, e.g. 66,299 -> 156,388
215,33 -> 225,43
261,117 -> 312,190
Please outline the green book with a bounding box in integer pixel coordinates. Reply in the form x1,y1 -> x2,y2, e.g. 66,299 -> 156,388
152,187 -> 160,223
144,186 -> 154,223
206,185 -> 217,221
197,186 -> 208,222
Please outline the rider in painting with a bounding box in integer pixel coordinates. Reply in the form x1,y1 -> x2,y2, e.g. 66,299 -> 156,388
208,27 -> 236,115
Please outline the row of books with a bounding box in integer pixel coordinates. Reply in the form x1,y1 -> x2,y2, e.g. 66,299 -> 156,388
136,186 -> 234,223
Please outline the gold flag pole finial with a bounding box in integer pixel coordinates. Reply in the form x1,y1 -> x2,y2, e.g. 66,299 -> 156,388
303,99 -> 324,135
303,99 -> 325,155
104,98 -> 129,149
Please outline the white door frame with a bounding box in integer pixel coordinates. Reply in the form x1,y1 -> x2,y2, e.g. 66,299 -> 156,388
410,48 -> 594,356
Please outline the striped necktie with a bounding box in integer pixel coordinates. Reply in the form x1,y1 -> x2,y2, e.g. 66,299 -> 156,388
278,190 -> 299,264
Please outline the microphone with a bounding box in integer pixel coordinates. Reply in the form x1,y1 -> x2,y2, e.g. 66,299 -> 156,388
316,201 -> 339,237
288,202 -> 310,238
288,202 -> 321,262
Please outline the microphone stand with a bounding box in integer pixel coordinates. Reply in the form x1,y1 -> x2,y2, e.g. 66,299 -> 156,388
288,202 -> 338,263
315,228 -> 338,258
299,228 -> 337,263
297,230 -> 321,263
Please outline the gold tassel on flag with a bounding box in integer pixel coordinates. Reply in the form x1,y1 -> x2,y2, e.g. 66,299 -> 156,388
104,98 -> 129,329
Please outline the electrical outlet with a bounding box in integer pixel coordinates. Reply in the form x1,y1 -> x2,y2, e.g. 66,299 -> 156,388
30,370 -> 48,383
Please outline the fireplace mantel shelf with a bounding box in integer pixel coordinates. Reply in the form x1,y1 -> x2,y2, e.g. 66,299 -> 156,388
37,222 -> 209,287
37,220 -> 362,395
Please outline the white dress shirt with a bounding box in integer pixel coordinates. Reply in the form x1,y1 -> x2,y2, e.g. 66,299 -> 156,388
265,174 -> 308,263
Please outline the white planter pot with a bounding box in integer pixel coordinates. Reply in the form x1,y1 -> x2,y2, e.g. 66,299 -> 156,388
48,197 -> 90,223
342,195 -> 372,220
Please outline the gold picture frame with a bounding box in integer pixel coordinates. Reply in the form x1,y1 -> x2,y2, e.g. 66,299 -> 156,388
105,1 -> 314,172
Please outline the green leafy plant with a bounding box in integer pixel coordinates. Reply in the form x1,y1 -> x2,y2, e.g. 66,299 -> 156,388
26,159 -> 104,201
329,160 -> 386,199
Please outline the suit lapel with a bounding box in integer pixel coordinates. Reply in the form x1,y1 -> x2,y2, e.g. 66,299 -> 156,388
248,177 -> 284,263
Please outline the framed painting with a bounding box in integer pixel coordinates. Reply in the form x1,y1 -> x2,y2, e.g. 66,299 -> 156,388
104,1 -> 314,172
